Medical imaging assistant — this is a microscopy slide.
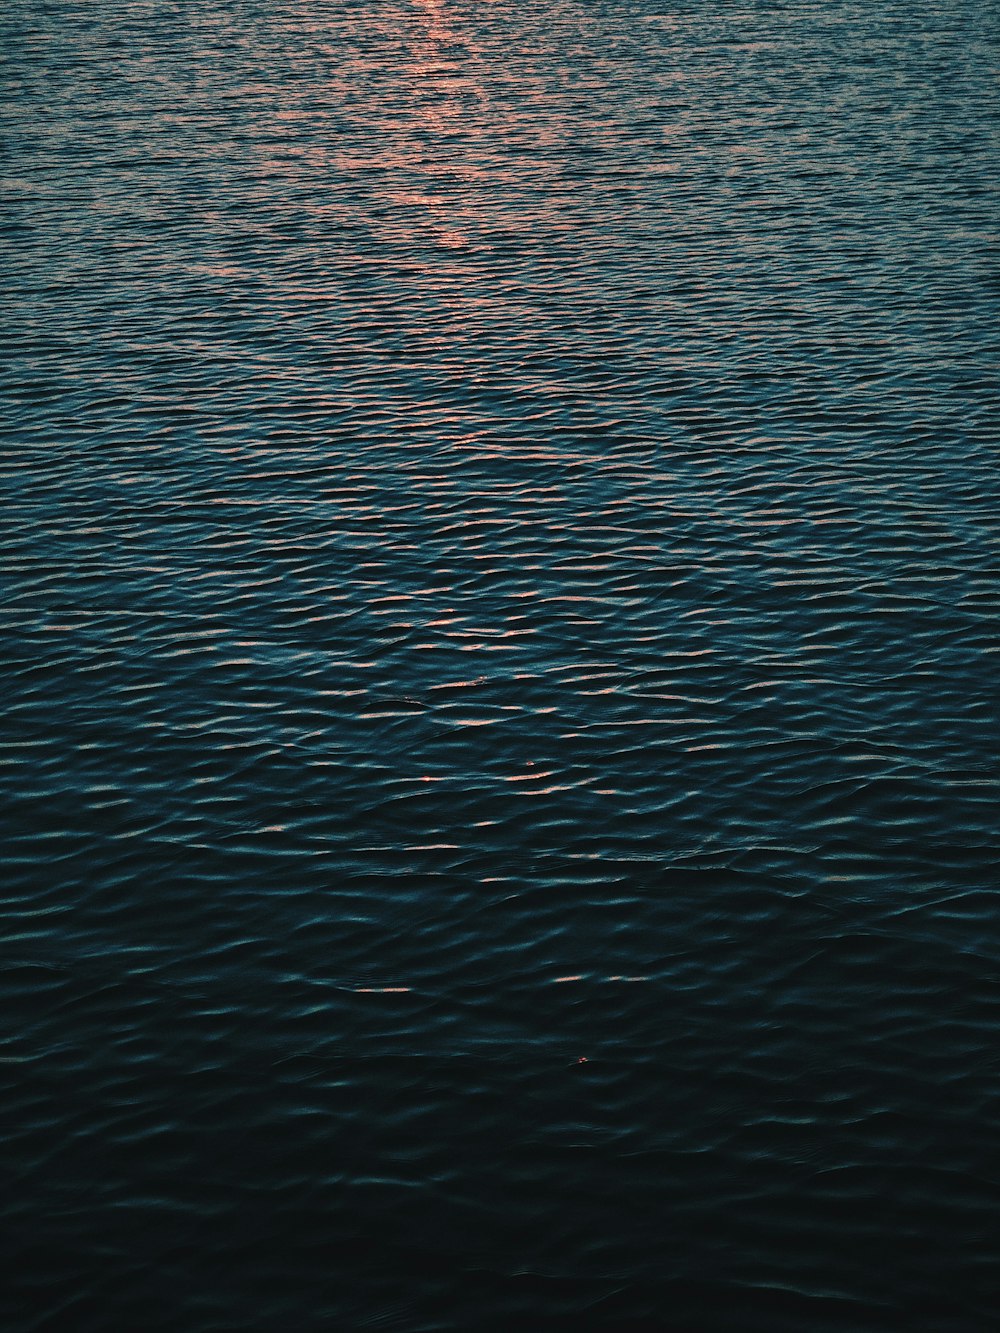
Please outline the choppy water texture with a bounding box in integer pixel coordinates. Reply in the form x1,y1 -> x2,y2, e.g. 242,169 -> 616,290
3,0 -> 999,1328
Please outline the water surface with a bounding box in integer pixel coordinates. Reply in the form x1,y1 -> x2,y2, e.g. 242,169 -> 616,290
3,1 -> 999,1329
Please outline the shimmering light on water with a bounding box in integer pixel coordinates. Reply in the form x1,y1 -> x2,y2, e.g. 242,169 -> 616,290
2,0 -> 999,1329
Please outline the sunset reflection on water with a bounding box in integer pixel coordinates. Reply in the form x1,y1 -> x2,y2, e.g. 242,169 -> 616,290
4,0 -> 999,1329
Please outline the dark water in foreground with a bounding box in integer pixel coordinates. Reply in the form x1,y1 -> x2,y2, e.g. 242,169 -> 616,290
3,0 -> 999,1328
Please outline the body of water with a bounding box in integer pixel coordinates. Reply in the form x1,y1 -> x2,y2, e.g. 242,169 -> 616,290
3,1 -> 999,1328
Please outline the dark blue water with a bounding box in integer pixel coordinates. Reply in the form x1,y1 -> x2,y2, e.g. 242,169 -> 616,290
3,1 -> 999,1328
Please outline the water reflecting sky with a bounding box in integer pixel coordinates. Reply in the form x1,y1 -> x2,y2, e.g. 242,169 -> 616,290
3,1 -> 999,1329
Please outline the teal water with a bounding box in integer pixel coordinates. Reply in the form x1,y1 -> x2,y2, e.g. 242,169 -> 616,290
3,1 -> 999,1328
